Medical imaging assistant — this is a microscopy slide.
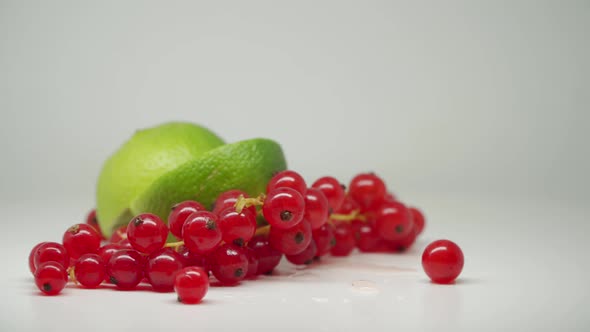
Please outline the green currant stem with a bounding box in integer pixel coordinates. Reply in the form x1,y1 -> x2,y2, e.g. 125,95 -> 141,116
164,241 -> 185,250
67,266 -> 78,285
255,225 -> 270,237
329,209 -> 366,222
234,193 -> 266,213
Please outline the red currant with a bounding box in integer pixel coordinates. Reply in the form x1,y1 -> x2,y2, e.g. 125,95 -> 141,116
34,242 -> 70,271
62,223 -> 102,259
145,248 -> 185,292
177,246 -> 210,271
375,201 -> 412,241
217,207 -> 256,246
210,244 -> 249,285
97,243 -> 125,265
29,242 -> 48,274
311,176 -> 346,212
335,194 -> 361,214
110,225 -> 128,244
390,226 -> 419,252
247,235 -> 283,275
355,222 -> 381,252
73,254 -> 106,288
175,266 -> 209,304
422,240 -> 464,284
303,188 -> 329,230
348,173 -> 387,210
126,213 -> 169,254
409,207 -> 425,235
85,209 -> 105,239
106,249 -> 145,290
286,240 -> 317,265
244,247 -> 259,278
312,224 -> 335,257
269,219 -> 312,255
262,187 -> 305,230
182,211 -> 222,254
212,189 -> 256,216
34,262 -> 67,295
167,201 -> 206,239
266,170 -> 307,195
331,222 -> 356,256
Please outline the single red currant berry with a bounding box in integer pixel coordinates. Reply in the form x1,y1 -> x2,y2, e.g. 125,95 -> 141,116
286,240 -> 317,265
269,219 -> 312,255
348,173 -> 387,210
217,207 -> 256,246
247,235 -> 283,275
85,209 -> 105,239
409,207 -> 425,235
210,244 -> 249,285
126,213 -> 169,254
390,226 -> 419,252
355,223 -> 381,252
110,225 -> 128,244
62,224 -> 102,260
145,248 -> 186,292
331,222 -> 356,256
422,240 -> 464,284
375,201 -> 412,241
212,189 -> 256,216
311,176 -> 346,212
175,266 -> 209,304
73,253 -> 106,288
244,247 -> 259,278
167,201 -> 206,239
177,246 -> 210,271
106,249 -> 145,290
266,170 -> 307,195
34,262 -> 68,295
303,188 -> 330,230
262,187 -> 305,230
312,223 -> 335,257
34,242 -> 70,270
182,211 -> 222,254
29,242 -> 48,274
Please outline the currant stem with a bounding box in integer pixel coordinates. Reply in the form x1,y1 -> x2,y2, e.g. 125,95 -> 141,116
164,241 -> 185,250
254,225 -> 271,237
67,266 -> 78,285
234,193 -> 266,213
329,209 -> 366,222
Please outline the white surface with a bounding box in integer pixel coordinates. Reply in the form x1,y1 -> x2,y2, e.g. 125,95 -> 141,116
2,193 -> 589,331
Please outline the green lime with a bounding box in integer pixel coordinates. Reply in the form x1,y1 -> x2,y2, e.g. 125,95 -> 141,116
96,122 -> 225,237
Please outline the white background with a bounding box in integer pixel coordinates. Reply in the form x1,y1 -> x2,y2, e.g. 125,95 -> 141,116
1,1 -> 589,331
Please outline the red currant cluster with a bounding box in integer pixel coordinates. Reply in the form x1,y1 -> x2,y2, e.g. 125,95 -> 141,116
29,170 -> 462,304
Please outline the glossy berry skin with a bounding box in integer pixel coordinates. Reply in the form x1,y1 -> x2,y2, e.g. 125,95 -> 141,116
127,213 -> 168,254
109,225 -> 128,244
182,211 -> 223,254
409,207 -> 425,235
85,209 -> 105,239
62,224 -> 102,260
390,226 -> 419,252
146,248 -> 186,292
218,207 -> 256,246
74,254 -> 106,288
177,246 -> 210,271
175,267 -> 209,304
355,222 -> 381,252
269,219 -> 312,255
244,247 -> 259,278
375,201 -> 412,241
303,188 -> 330,230
34,242 -> 70,271
247,235 -> 283,275
422,240 -> 464,284
262,187 -> 305,230
106,249 -> 145,290
312,224 -> 335,257
335,195 -> 361,214
97,243 -> 125,265
331,223 -> 356,256
210,244 -> 249,285
29,242 -> 48,274
168,201 -> 206,239
266,170 -> 307,195
34,262 -> 68,295
286,240 -> 317,265
348,173 -> 387,210
311,176 -> 346,212
212,189 -> 256,216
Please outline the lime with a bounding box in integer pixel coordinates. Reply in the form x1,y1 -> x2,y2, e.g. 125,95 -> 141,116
96,122 -> 225,237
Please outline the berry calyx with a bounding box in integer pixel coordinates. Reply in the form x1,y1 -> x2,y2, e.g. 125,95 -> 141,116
106,249 -> 145,290
146,248 -> 186,292
262,187 -> 305,230
266,170 -> 307,195
126,213 -> 169,254
62,223 -> 102,260
73,254 -> 106,288
175,266 -> 209,304
210,244 -> 249,285
34,262 -> 68,295
311,176 -> 346,212
422,240 -> 464,284
167,201 -> 206,239
182,211 -> 222,254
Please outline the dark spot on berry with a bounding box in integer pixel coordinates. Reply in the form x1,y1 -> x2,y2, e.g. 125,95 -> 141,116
264,270 -> 273,276
68,224 -> 80,234
42,283 -> 52,292
234,268 -> 244,278
397,246 -> 406,252
109,276 -> 118,285
233,238 -> 244,247
133,217 -> 143,227
328,207 -> 334,215
313,256 -> 321,261
304,259 -> 313,265
330,238 -> 337,247
280,210 -> 293,221
395,225 -> 403,233
92,216 -> 98,224
340,183 -> 346,190
177,296 -> 182,302
294,232 -> 304,244
271,170 -> 281,177
209,202 -> 216,211
171,203 -> 179,211
205,219 -> 217,230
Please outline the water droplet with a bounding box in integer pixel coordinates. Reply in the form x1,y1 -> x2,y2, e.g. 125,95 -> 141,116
351,280 -> 379,294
